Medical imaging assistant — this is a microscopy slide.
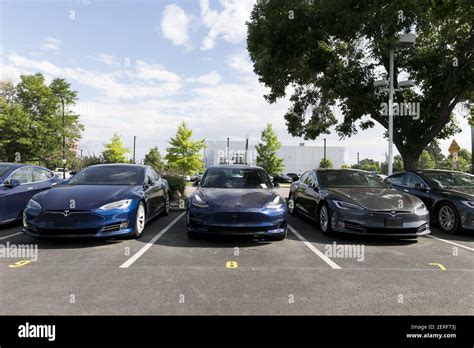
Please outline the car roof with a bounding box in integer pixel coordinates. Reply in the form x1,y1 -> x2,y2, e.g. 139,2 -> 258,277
88,163 -> 148,169
0,162 -> 28,168
314,168 -> 369,173
207,164 -> 265,170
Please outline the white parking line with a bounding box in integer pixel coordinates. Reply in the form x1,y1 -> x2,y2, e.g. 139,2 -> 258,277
0,232 -> 22,241
288,225 -> 341,270
119,212 -> 185,269
425,235 -> 474,252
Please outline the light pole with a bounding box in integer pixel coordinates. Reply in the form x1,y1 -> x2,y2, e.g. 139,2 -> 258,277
374,33 -> 416,176
323,138 -> 327,161
133,136 -> 137,163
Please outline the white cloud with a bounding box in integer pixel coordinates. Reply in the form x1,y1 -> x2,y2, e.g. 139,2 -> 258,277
90,53 -> 119,66
161,4 -> 191,48
6,52 -> 181,99
227,51 -> 253,74
187,70 -> 221,86
199,0 -> 254,50
135,60 -> 181,82
40,37 -> 61,52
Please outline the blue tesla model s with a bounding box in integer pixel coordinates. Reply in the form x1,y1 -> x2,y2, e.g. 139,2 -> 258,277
0,163 -> 62,225
187,165 -> 288,241
23,164 -> 170,239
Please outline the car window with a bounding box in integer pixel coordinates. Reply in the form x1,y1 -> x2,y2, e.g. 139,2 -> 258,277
32,167 -> 53,182
386,173 -> 405,185
299,172 -> 309,184
9,167 -> 32,184
145,169 -> 154,184
150,168 -> 160,181
405,173 -> 427,188
0,164 -> 13,177
68,166 -> 144,186
201,167 -> 272,189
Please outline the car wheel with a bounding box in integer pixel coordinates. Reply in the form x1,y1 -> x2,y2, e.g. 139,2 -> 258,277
318,203 -> 333,235
131,202 -> 146,239
437,203 -> 459,234
288,194 -> 297,216
163,192 -> 170,216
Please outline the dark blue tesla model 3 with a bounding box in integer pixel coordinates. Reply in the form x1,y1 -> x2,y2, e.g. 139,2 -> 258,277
23,164 -> 170,239
0,163 -> 62,225
187,165 -> 288,241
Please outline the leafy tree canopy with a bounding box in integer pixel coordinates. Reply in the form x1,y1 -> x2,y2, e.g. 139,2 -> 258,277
144,146 -> 166,172
102,133 -> 130,163
247,0 -> 473,170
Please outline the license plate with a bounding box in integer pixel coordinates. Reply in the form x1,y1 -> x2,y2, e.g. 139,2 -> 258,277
385,218 -> 403,228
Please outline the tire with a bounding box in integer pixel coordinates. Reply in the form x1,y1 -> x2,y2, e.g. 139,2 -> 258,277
131,202 -> 146,239
437,202 -> 459,234
288,194 -> 297,216
318,203 -> 333,235
163,192 -> 170,216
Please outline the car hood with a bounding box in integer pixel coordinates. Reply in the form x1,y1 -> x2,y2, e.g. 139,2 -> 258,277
327,187 -> 420,211
434,188 -> 474,201
198,188 -> 276,209
33,185 -> 139,210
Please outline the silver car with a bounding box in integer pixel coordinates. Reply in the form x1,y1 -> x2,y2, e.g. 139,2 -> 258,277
288,169 -> 430,238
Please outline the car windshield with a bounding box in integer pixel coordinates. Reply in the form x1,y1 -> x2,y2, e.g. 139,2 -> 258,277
318,170 -> 390,188
0,164 -> 13,177
422,171 -> 474,189
67,166 -> 144,185
201,167 -> 273,189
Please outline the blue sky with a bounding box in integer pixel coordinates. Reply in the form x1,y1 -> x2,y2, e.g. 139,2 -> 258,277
0,0 -> 471,164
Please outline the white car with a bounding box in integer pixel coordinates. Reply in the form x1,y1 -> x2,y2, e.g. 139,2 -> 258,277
54,168 -> 71,179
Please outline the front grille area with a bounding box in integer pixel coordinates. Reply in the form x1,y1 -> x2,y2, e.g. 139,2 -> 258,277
210,212 -> 265,224
35,211 -> 104,226
365,227 -> 420,234
35,228 -> 100,236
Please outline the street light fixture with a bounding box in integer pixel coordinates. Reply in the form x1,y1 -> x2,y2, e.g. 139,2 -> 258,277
54,93 -> 67,179
374,33 -> 416,175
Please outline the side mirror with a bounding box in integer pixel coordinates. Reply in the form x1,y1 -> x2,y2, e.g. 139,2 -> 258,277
415,183 -> 428,191
192,181 -> 199,187
311,183 -> 320,192
4,179 -> 20,188
273,181 -> 280,188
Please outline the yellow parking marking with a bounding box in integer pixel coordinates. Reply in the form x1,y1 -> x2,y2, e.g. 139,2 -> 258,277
429,263 -> 446,271
226,261 -> 238,269
8,260 -> 32,268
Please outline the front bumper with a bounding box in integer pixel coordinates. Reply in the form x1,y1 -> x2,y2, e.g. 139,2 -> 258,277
328,206 -> 431,237
187,206 -> 288,237
22,206 -> 137,239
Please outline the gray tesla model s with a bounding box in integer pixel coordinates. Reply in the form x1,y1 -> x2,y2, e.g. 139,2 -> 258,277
288,169 -> 430,237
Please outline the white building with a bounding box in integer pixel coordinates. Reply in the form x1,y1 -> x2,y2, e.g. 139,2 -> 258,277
204,140 -> 346,174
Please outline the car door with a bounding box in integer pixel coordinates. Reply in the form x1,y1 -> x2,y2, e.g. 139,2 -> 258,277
31,167 -> 58,195
151,168 -> 166,212
304,171 -> 322,217
403,173 -> 435,209
294,172 -> 310,213
143,168 -> 161,217
385,172 -> 406,192
2,166 -> 35,221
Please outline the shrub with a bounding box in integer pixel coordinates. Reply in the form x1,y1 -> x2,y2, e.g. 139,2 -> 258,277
163,175 -> 186,197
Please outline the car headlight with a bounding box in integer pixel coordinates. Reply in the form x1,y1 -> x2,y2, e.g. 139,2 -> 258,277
333,200 -> 364,210
98,199 -> 133,210
461,201 -> 474,209
192,194 -> 209,208
414,202 -> 429,216
266,196 -> 283,209
26,199 -> 42,210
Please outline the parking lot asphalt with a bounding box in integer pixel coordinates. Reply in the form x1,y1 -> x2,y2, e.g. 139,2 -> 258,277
1,203 -> 473,315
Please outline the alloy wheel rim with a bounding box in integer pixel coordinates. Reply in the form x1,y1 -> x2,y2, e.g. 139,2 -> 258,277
320,206 -> 328,231
136,204 -> 145,235
439,206 -> 455,231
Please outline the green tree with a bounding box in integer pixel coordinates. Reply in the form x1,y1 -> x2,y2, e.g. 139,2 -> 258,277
0,74 -> 83,167
341,164 -> 351,169
102,133 -> 130,163
165,122 -> 206,175
247,1 -> 473,170
255,124 -> 284,175
381,155 -> 404,174
144,146 -> 166,172
353,159 -> 381,172
319,158 -> 333,169
418,150 -> 436,169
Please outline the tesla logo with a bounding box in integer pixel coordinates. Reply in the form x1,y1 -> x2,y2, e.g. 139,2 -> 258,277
235,203 -> 241,207
62,210 -> 71,217
389,211 -> 397,217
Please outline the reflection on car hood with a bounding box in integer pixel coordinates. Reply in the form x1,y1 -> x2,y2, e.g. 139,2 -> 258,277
33,185 -> 138,210
435,188 -> 474,201
198,188 -> 276,209
328,187 -> 420,211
